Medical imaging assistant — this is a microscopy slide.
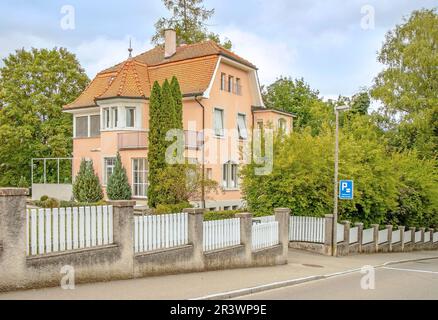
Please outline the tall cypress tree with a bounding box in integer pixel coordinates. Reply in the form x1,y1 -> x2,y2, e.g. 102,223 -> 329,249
148,81 -> 164,207
170,76 -> 183,130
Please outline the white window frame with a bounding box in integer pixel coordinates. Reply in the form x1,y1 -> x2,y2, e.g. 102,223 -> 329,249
237,113 -> 248,140
220,73 -> 227,91
222,161 -> 239,190
74,114 -> 101,138
278,118 -> 287,133
126,107 -> 136,128
132,158 -> 148,198
103,157 -> 116,186
213,108 -> 225,137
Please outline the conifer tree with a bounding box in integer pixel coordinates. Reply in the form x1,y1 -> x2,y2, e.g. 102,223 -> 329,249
148,81 -> 164,207
106,153 -> 132,200
73,159 -> 87,201
170,76 -> 183,130
73,159 -> 103,203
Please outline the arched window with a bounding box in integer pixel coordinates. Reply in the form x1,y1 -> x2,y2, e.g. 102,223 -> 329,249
222,161 -> 238,189
278,118 -> 287,133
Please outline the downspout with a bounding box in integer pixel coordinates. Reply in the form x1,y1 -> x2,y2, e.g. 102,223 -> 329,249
195,95 -> 206,209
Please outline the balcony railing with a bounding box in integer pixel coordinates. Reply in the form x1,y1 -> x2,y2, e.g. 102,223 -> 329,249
118,131 -> 203,150
185,130 -> 204,149
118,131 -> 148,150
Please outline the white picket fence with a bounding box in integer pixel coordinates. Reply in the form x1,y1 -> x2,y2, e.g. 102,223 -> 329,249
27,206 -> 113,256
134,213 -> 188,253
349,227 -> 359,244
252,221 -> 279,251
289,216 -> 325,243
424,231 -> 431,243
362,228 -> 374,245
254,215 -> 276,224
203,218 -> 241,252
378,229 -> 389,244
337,223 -> 345,243
404,231 -> 412,243
434,233 -> 438,243
392,230 -> 401,244
415,231 -> 422,243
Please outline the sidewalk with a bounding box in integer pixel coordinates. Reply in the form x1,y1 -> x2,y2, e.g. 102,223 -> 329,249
1,249 -> 437,300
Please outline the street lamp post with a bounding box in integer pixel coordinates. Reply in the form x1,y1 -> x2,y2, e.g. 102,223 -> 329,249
333,105 -> 351,257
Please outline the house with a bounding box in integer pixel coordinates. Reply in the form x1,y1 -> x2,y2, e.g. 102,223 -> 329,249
63,30 -> 295,210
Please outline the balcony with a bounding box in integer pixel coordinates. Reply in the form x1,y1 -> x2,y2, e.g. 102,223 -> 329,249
118,132 -> 148,150
118,131 -> 203,151
185,130 -> 204,149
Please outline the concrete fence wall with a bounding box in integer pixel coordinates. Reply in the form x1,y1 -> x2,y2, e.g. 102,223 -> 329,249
0,189 -> 289,292
289,214 -> 438,256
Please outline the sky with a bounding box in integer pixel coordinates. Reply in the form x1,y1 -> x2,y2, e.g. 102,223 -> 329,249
0,0 -> 437,101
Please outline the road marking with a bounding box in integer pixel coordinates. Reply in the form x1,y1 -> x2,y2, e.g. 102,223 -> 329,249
383,267 -> 438,275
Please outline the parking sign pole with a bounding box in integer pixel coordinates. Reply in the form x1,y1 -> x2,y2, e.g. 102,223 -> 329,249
332,109 -> 339,257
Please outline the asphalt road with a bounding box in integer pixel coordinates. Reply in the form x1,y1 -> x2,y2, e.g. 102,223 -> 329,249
236,259 -> 438,300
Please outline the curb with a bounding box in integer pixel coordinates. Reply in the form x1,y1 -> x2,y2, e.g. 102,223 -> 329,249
191,255 -> 438,300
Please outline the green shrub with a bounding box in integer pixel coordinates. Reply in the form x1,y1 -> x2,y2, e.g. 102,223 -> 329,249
40,195 -> 49,202
17,176 -> 29,188
155,202 -> 192,214
73,159 -> 104,203
204,210 -> 242,221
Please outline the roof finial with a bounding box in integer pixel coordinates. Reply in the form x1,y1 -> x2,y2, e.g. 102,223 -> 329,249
128,38 -> 133,58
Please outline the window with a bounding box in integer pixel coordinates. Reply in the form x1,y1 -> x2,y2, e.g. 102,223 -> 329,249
206,168 -> 213,180
222,161 -> 238,189
228,76 -> 234,93
221,73 -> 226,91
112,107 -> 118,128
103,108 -> 110,129
278,118 -> 287,133
235,78 -> 242,95
104,157 -> 116,185
237,114 -> 248,140
90,115 -> 101,137
75,116 -> 88,138
132,158 -> 148,198
214,108 -> 224,137
126,107 -> 135,128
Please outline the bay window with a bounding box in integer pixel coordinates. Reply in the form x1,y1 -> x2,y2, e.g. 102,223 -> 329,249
126,107 -> 135,128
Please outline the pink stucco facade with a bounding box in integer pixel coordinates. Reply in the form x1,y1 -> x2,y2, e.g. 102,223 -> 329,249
68,55 -> 294,210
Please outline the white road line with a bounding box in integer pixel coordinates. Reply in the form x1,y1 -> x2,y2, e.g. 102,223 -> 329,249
383,267 -> 438,275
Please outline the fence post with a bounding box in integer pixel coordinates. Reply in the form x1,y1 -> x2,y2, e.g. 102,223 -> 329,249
372,224 -> 379,253
355,222 -> 363,253
324,214 -> 334,256
108,200 -> 135,276
420,228 -> 425,248
0,188 -> 29,290
236,213 -> 253,265
399,226 -> 405,251
409,227 -> 416,250
386,225 -> 393,252
275,208 -> 290,262
340,221 -> 350,255
184,208 -> 205,270
429,228 -> 435,249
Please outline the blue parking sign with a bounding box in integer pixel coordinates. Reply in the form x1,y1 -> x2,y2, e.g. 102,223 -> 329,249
339,180 -> 354,200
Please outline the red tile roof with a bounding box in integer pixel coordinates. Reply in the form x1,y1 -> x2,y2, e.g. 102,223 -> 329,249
64,41 -> 256,110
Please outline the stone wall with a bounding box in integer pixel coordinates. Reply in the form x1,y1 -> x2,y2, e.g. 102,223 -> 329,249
0,189 -> 289,292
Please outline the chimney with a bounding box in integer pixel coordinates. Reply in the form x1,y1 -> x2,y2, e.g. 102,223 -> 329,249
164,29 -> 176,59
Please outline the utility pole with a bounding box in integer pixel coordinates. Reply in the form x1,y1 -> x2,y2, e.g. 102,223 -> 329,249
333,105 -> 350,257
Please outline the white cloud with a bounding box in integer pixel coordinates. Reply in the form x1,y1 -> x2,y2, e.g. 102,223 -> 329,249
73,36 -> 152,77
219,27 -> 298,85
